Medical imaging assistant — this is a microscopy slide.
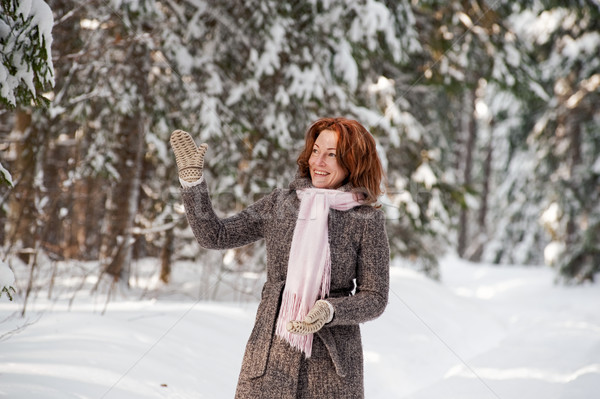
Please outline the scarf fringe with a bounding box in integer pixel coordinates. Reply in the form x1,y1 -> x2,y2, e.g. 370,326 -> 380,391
275,292 -> 314,357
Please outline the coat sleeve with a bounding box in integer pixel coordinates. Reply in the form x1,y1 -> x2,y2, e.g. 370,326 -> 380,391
326,209 -> 390,326
180,178 -> 276,250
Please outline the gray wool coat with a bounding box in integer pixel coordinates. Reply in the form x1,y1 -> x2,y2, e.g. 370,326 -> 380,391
181,175 -> 390,399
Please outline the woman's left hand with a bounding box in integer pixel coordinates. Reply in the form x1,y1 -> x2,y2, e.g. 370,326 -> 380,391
287,300 -> 333,335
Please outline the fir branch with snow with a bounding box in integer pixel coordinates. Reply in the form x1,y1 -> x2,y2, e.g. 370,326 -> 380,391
1,286 -> 16,301
0,261 -> 16,301
0,0 -> 55,108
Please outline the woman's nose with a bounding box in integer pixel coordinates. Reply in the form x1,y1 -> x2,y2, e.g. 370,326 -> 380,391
315,154 -> 327,165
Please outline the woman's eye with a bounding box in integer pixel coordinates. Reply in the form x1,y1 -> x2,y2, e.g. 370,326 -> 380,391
328,152 -> 336,157
312,148 -> 318,154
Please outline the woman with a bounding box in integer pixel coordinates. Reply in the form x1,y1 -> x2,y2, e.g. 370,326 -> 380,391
171,117 -> 389,398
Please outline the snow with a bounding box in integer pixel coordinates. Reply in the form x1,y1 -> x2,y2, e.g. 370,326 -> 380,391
254,22 -> 286,78
333,39 -> 359,91
286,64 -> 326,102
1,255 -> 599,398
0,161 -> 13,187
540,202 -> 561,232
593,156 -> 600,174
0,261 -> 15,287
510,8 -> 566,46
544,241 -> 566,267
349,0 -> 400,57
411,162 -> 437,189
562,32 -> 600,61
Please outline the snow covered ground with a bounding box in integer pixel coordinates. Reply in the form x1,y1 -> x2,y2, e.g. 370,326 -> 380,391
1,255 -> 599,398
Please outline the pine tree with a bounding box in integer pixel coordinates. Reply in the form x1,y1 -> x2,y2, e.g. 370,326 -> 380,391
519,1 -> 600,282
473,0 -> 599,282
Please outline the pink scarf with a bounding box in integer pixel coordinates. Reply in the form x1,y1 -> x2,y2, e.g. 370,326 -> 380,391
275,188 -> 362,357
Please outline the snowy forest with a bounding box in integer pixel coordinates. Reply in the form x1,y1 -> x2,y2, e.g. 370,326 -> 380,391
1,0 -> 599,304
1,1 -> 600,398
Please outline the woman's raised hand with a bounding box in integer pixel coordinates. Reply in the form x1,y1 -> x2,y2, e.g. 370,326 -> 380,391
170,130 -> 208,183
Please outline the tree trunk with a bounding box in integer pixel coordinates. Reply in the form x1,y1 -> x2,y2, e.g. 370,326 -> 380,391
7,109 -> 38,263
478,129 -> 493,230
457,86 -> 477,258
100,117 -> 146,283
39,136 -> 75,259
98,34 -> 150,283
160,219 -> 174,284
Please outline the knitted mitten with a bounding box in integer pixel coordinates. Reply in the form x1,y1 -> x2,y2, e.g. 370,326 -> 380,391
170,130 -> 208,183
287,300 -> 333,335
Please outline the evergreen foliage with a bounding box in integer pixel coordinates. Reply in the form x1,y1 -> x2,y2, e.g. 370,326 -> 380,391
0,0 -> 598,287
0,285 -> 16,300
0,0 -> 54,108
483,1 -> 600,282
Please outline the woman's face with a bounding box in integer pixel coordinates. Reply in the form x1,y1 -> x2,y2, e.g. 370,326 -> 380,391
308,129 -> 348,189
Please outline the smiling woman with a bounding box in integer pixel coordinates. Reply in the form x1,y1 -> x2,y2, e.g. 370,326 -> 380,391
171,116 -> 390,398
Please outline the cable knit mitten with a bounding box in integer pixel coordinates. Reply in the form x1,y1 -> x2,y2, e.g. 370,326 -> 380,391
170,130 -> 208,183
287,300 -> 333,335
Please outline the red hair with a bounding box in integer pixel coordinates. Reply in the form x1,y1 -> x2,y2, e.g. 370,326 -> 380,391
297,117 -> 385,204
